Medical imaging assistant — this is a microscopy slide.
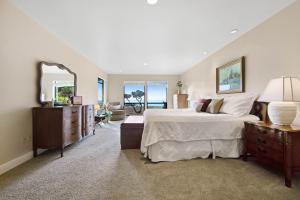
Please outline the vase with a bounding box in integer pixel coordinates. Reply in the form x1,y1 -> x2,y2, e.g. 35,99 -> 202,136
177,88 -> 182,94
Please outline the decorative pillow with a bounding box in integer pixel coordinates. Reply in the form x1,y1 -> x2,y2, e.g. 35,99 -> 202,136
219,95 -> 257,117
198,99 -> 212,112
195,103 -> 204,112
108,104 -> 122,110
206,99 -> 224,114
189,100 -> 199,110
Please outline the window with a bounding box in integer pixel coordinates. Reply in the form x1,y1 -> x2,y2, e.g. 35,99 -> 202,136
147,81 -> 168,109
124,82 -> 145,114
123,81 -> 168,114
98,78 -> 104,105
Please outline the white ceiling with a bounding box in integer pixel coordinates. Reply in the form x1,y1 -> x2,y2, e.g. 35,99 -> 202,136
10,0 -> 295,74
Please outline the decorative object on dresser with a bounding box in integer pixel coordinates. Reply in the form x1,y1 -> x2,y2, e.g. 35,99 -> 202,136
216,56 -> 245,94
120,116 -> 144,149
243,121 -> 300,188
259,77 -> 300,125
82,105 -> 95,137
72,96 -> 82,105
173,94 -> 188,108
33,106 -> 82,157
176,80 -> 183,94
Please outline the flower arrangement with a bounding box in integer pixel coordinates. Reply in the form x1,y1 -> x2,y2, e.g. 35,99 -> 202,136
176,81 -> 183,94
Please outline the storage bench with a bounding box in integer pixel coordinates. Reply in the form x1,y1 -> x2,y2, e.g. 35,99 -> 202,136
120,116 -> 144,149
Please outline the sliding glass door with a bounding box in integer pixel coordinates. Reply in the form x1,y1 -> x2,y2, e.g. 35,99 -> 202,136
147,81 -> 168,109
123,81 -> 168,115
124,82 -> 145,114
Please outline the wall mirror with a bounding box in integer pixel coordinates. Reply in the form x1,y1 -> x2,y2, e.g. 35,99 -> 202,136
38,62 -> 77,106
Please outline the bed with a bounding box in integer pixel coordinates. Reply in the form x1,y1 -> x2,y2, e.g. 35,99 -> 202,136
141,99 -> 267,162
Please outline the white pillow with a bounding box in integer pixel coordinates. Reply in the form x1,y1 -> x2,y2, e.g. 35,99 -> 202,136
189,100 -> 203,112
189,100 -> 199,109
219,95 -> 257,117
109,104 -> 122,110
195,103 -> 204,112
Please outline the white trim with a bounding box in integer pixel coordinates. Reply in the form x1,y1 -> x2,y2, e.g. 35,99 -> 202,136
0,151 -> 33,176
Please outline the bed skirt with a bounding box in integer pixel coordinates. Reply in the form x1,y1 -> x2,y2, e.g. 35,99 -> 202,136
147,139 -> 243,162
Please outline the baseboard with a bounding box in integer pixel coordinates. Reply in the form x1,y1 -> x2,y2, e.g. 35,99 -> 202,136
0,151 -> 33,176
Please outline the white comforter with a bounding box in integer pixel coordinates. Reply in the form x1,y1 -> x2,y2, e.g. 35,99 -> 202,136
141,109 -> 259,155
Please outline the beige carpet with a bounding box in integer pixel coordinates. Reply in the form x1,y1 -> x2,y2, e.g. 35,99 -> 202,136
0,121 -> 300,200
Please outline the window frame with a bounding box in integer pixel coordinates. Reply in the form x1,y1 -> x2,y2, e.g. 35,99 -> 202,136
97,78 -> 104,105
123,81 -> 168,110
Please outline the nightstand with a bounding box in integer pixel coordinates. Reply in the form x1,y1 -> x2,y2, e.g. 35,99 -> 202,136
243,121 -> 300,188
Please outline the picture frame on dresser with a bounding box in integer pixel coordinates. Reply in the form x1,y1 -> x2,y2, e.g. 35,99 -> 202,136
72,96 -> 82,105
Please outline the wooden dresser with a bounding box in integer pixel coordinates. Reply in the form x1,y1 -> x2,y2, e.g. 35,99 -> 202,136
173,94 -> 188,108
82,105 -> 95,137
243,121 -> 300,187
33,105 -> 95,157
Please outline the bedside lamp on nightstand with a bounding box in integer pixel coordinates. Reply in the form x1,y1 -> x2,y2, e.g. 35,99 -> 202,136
259,76 -> 300,125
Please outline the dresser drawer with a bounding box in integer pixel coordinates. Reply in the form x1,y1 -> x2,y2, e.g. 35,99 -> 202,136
247,124 -> 283,143
256,146 -> 283,163
87,106 -> 94,113
256,135 -> 283,152
87,113 -> 94,122
255,126 -> 283,142
64,106 -> 81,118
64,125 -> 81,145
64,118 -> 80,128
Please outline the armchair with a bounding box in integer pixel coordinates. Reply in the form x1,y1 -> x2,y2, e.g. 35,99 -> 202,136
107,102 -> 126,121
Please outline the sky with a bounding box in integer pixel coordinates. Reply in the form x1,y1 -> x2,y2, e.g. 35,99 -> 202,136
124,82 -> 167,103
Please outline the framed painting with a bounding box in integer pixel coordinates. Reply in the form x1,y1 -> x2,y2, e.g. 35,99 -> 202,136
216,57 -> 245,94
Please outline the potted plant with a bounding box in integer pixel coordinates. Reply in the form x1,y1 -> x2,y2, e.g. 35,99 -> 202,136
176,81 -> 183,94
105,110 -> 113,122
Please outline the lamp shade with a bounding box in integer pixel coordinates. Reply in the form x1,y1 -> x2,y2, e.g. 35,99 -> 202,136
259,77 -> 300,102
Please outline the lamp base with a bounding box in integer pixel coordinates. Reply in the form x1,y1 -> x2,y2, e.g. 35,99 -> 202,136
268,102 -> 297,125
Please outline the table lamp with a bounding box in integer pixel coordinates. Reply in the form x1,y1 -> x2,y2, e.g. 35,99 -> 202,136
259,76 -> 300,125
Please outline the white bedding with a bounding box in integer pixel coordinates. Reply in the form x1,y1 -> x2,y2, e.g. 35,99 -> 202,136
141,109 -> 259,161
147,139 -> 243,162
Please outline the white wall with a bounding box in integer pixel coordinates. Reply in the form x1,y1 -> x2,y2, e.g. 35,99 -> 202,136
0,0 -> 107,166
108,74 -> 180,108
181,1 -> 300,124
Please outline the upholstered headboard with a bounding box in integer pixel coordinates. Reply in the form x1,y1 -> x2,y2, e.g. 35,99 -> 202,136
250,101 -> 268,121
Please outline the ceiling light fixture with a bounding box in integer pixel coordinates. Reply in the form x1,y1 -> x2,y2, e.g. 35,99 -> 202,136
144,63 -> 149,66
230,29 -> 239,34
147,0 -> 158,5
203,51 -> 208,55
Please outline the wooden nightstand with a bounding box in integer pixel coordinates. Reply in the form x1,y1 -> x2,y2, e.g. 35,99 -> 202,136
243,121 -> 300,187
